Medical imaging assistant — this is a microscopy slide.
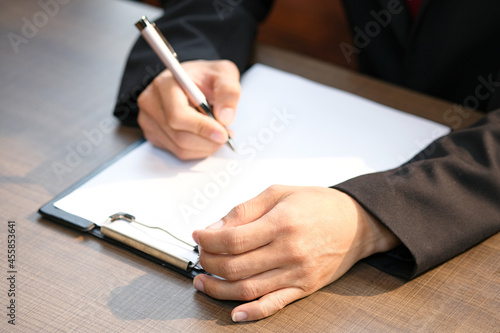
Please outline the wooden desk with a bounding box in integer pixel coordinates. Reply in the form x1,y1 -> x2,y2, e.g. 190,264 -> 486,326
1,0 -> 498,332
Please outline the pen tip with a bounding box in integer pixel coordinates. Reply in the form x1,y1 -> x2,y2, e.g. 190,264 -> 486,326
227,137 -> 237,152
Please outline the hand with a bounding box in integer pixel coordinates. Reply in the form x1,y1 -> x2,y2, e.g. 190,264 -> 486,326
137,60 -> 240,160
192,185 -> 400,322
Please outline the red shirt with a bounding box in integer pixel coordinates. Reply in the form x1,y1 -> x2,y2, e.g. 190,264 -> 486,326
406,0 -> 423,19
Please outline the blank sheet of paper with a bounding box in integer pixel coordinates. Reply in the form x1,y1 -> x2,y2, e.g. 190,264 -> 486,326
55,64 -> 450,244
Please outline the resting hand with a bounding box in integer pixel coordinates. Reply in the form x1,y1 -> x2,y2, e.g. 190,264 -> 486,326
192,185 -> 400,322
137,60 -> 240,160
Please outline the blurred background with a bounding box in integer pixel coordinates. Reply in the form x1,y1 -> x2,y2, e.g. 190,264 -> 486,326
138,0 -> 357,70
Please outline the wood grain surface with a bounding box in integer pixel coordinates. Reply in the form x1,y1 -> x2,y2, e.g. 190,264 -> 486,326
0,0 -> 498,332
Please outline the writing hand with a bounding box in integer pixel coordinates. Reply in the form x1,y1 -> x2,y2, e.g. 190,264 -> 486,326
192,185 -> 400,322
137,60 -> 240,159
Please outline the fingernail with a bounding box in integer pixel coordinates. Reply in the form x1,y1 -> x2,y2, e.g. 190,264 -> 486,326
218,107 -> 235,125
207,220 -> 224,230
232,311 -> 247,323
193,278 -> 205,293
210,131 -> 226,144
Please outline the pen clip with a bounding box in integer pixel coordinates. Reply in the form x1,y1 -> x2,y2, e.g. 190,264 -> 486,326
151,22 -> 178,60
135,16 -> 178,60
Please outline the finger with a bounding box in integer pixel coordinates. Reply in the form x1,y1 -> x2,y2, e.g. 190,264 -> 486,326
191,60 -> 240,126
153,71 -> 229,145
137,86 -> 177,152
160,130 -> 224,160
164,102 -> 229,145
211,62 -> 240,126
193,267 -> 289,301
231,287 -> 306,322
193,186 -> 288,254
139,93 -> 222,159
138,77 -> 218,158
137,109 -> 171,151
197,241 -> 284,280
194,218 -> 275,255
165,126 -> 225,158
138,81 -> 165,123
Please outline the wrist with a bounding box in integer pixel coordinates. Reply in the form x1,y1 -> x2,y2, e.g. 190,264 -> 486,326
350,196 -> 401,260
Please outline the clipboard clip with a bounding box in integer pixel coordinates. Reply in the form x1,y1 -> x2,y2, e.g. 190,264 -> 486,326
101,213 -> 200,272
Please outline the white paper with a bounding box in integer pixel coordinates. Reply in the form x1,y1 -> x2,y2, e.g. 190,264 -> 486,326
55,64 -> 450,246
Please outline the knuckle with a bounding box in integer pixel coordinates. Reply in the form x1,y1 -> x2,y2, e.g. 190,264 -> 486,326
198,254 -> 209,271
222,233 -> 246,254
229,203 -> 248,220
150,75 -> 163,93
189,59 -> 206,68
195,119 -> 217,139
292,270 -> 317,294
175,149 -> 197,161
301,281 -> 316,294
218,59 -> 238,73
152,70 -> 170,87
266,184 -> 284,196
137,94 -> 155,120
287,244 -> 308,264
168,131 -> 190,149
273,294 -> 289,311
238,281 -> 260,301
271,209 -> 299,236
281,217 -> 301,235
167,115 -> 184,131
222,85 -> 240,100
255,300 -> 278,319
201,280 -> 221,299
137,111 -> 147,128
218,260 -> 240,281
137,91 -> 147,109
165,141 -> 192,160
137,116 -> 159,147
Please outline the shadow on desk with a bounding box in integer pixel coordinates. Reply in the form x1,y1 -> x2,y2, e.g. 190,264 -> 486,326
105,262 -> 403,324
324,263 -> 405,297
107,273 -> 239,326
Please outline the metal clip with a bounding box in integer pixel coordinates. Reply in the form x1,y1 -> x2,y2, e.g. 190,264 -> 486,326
152,22 -> 178,59
135,16 -> 178,59
102,213 -> 199,271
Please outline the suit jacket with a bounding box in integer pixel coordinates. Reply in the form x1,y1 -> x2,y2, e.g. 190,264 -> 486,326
114,0 -> 500,279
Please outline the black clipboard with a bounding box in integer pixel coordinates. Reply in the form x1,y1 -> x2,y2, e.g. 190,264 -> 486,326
38,63 -> 451,281
39,138 -> 205,279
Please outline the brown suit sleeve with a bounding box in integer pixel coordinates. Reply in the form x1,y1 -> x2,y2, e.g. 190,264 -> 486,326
335,110 -> 500,279
113,0 -> 273,125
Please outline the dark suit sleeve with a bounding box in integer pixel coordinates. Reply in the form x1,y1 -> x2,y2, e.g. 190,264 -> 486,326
113,0 -> 273,125
334,110 -> 500,279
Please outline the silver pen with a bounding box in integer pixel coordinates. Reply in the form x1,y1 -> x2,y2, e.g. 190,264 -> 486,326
135,16 -> 236,152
